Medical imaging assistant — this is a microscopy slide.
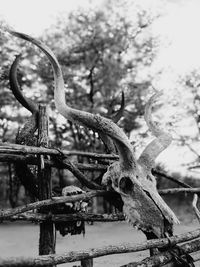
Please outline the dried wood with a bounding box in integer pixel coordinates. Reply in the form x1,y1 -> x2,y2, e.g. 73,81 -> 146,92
121,238 -> 200,267
0,229 -> 200,266
1,212 -> 125,222
37,105 -> 55,265
0,143 -> 118,159
159,187 -> 200,194
0,191 -> 108,219
0,154 -> 107,171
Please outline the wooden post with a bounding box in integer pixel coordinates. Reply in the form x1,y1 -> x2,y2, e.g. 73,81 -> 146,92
37,104 -> 56,266
81,259 -> 93,267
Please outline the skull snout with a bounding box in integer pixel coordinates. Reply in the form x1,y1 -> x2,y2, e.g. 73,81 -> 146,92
119,176 -> 134,195
101,172 -> 113,191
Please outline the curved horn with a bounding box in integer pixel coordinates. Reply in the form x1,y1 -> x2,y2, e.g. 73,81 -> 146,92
9,54 -> 38,114
9,54 -> 39,198
138,92 -> 172,170
8,31 -> 136,171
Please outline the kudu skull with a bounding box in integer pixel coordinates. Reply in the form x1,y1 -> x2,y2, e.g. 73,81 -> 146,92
7,30 -> 179,240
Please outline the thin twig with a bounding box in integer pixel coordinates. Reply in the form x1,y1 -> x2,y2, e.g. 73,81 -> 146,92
152,169 -> 192,188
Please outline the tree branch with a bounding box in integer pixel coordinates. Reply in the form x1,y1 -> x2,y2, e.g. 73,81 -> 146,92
0,191 -> 108,219
159,187 -> 200,195
0,154 -> 107,171
0,143 -> 119,160
121,238 -> 200,267
152,169 -> 192,188
2,212 -> 125,222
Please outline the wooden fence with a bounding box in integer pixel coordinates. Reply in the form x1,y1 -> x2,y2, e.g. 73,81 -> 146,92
1,105 -> 200,267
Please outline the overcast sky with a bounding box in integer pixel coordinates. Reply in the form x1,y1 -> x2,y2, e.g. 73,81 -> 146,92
1,0 -> 200,169
1,0 -> 200,82
0,0 -> 104,35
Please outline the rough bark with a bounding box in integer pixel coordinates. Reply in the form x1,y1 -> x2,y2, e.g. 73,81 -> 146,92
0,231 -> 200,266
37,105 -> 56,266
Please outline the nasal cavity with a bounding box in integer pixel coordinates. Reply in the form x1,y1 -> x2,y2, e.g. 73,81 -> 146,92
119,177 -> 134,194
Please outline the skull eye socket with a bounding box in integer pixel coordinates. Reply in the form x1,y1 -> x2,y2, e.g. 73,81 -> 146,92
119,176 -> 134,195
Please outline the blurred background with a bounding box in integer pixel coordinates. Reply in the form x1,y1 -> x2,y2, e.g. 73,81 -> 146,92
1,1 -> 200,264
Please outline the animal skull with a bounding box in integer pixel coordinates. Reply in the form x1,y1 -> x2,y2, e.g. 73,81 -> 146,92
7,30 -> 179,239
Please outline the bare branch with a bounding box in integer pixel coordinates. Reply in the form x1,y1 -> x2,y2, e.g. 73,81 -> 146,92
159,187 -> 200,195
2,212 -> 125,222
121,239 -> 200,267
0,190 -> 107,219
0,153 -> 107,171
152,169 -> 192,188
0,143 -> 119,159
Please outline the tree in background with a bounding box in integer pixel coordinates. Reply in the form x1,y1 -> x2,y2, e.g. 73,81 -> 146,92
36,3 -> 155,153
0,1 -> 156,203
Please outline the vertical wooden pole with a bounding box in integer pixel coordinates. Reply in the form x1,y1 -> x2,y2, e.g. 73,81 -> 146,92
37,104 -> 56,266
81,259 -> 93,267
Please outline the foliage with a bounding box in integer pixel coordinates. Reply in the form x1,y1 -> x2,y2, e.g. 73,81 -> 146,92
35,4 -> 154,150
0,2 -> 156,205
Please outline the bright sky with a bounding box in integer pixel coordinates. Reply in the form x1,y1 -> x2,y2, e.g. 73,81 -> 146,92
1,0 -> 200,170
1,0 -> 200,78
0,0 -> 104,34
152,0 -> 200,88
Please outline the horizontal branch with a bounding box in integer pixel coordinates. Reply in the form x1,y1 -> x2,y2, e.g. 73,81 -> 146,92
152,169 -> 192,188
2,212 -> 125,222
1,154 -> 199,194
0,153 -> 103,190
1,228 -> 200,266
1,186 -> 199,220
122,238 -> 200,267
159,187 -> 200,194
0,154 -> 107,171
0,143 -> 197,185
0,143 -> 118,159
0,190 -> 108,219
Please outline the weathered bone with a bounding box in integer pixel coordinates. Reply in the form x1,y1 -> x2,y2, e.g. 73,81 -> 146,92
10,54 -> 38,114
9,54 -> 38,197
56,185 -> 87,236
138,92 -> 172,171
8,30 -> 179,238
